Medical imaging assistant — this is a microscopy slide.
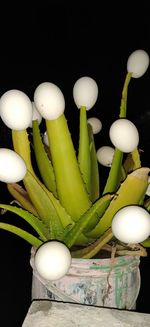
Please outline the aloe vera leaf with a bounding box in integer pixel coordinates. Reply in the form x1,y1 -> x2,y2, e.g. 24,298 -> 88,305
102,148 -> 123,194
0,222 -> 42,247
88,123 -> 100,202
46,114 -> 91,221
23,171 -> 64,239
144,198 -> 150,211
102,73 -> 132,195
87,167 -> 150,239
78,106 -> 91,195
32,120 -> 57,197
0,204 -> 48,241
43,184 -> 92,245
119,72 -> 132,118
123,148 -> 141,173
12,130 -> 36,176
71,228 -> 113,258
7,183 -> 38,216
141,238 -> 150,247
63,194 -> 113,248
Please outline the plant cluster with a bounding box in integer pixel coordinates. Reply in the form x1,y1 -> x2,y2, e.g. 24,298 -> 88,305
0,49 -> 150,259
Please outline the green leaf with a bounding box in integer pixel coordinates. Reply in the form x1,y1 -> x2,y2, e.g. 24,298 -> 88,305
63,193 -> 113,248
71,228 -> 113,258
32,120 -> 57,197
0,203 -> 48,241
12,130 -> 36,176
78,107 -> 91,195
87,167 -> 150,238
141,238 -> 150,247
0,223 -> 42,247
102,73 -> 132,195
23,171 -> 64,239
88,123 -> 100,202
46,114 -> 91,221
7,183 -> 38,216
102,148 -> 123,195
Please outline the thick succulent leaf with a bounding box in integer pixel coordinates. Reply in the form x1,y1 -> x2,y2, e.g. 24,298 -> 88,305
0,204 -> 49,241
46,114 -> 91,221
23,171 -> 64,239
12,130 -> 36,176
123,148 -> 141,173
144,198 -> 150,211
102,149 -> 123,194
71,228 -> 113,258
63,194 -> 113,248
0,222 -> 42,247
119,72 -> 132,118
88,123 -> 100,202
78,106 -> 91,195
87,167 -> 150,238
32,120 -> 57,197
141,238 -> 150,247
7,183 -> 38,216
102,73 -> 132,195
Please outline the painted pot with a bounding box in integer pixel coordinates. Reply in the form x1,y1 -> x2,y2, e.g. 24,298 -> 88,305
30,248 -> 141,310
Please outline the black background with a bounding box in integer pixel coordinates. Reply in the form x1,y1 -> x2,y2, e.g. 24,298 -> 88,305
0,2 -> 150,326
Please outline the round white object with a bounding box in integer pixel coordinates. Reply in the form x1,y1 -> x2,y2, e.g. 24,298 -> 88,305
34,241 -> 72,281
29,102 -> 43,127
127,49 -> 149,78
87,117 -> 102,134
0,90 -> 33,130
43,131 -> 49,147
109,118 -> 139,153
97,146 -> 115,167
112,205 -> 150,244
0,148 -> 27,183
73,76 -> 98,110
34,82 -> 65,120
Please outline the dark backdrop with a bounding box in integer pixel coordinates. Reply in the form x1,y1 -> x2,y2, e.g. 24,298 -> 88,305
0,2 -> 150,326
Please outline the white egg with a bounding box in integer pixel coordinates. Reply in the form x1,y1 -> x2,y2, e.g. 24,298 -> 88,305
29,102 -> 43,127
109,118 -> 139,153
0,90 -> 33,130
112,205 -> 150,244
97,146 -> 115,167
0,148 -> 27,183
73,76 -> 98,110
34,82 -> 65,120
127,49 -> 149,78
87,117 -> 102,134
43,131 -> 49,147
34,241 -> 72,281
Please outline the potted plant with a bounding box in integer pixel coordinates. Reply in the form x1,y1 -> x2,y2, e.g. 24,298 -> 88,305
0,49 -> 150,309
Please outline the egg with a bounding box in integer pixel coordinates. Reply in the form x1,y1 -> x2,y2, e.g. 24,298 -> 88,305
0,148 -> 27,183
29,102 -> 43,127
73,76 -> 98,110
0,89 -> 33,130
127,49 -> 149,78
34,82 -> 65,120
34,241 -> 72,281
112,205 -> 150,244
87,117 -> 102,134
96,146 -> 115,167
109,118 -> 139,153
